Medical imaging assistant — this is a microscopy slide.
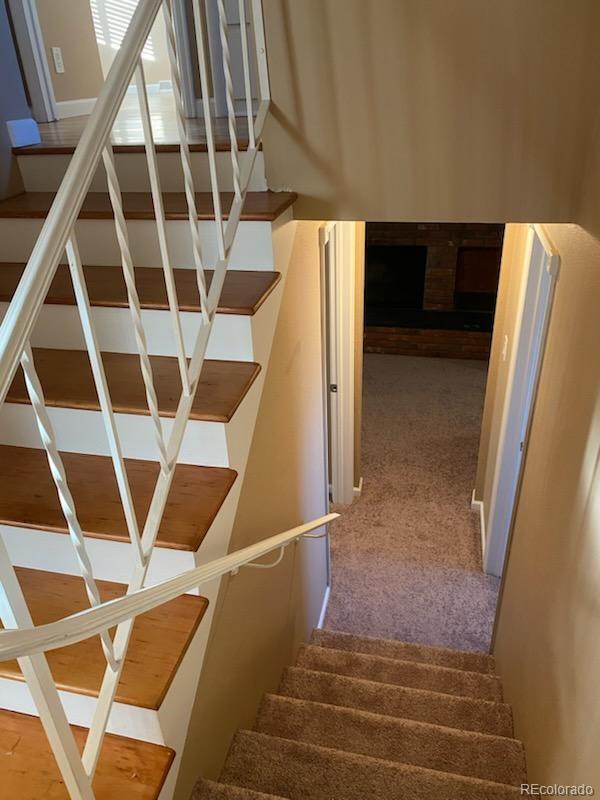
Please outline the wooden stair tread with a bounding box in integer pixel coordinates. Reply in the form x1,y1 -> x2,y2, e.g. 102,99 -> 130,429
0,708 -> 173,799
0,191 -> 296,222
0,444 -> 236,551
0,567 -> 208,709
0,263 -> 281,316
14,141 -> 256,155
8,348 -> 261,422
13,113 -> 255,155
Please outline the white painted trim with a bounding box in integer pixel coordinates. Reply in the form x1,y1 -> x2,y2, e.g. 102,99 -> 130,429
171,0 -> 196,117
7,0 -> 58,122
484,225 -> 559,577
56,98 -> 98,119
471,490 -> 486,557
316,585 -> 331,630
321,223 -> 357,506
353,477 -> 364,498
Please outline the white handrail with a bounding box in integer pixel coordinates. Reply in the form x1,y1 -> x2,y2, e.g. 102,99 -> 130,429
0,514 -> 338,660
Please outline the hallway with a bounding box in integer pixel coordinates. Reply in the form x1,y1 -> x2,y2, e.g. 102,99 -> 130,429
325,354 -> 500,653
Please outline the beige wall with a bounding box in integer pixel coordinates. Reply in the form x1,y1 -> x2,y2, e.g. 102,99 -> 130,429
262,0 -> 600,222
173,221 -> 329,798
477,222 -> 600,786
36,1 -> 103,102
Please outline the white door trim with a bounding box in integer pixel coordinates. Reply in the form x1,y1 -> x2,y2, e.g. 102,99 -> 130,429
484,224 -> 559,577
172,0 -> 197,118
320,222 -> 357,506
7,0 -> 58,122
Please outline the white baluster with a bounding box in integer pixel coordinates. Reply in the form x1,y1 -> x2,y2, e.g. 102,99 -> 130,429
66,235 -> 145,568
102,145 -> 170,473
192,0 -> 226,261
0,535 -> 96,799
19,345 -> 120,673
135,59 -> 191,395
217,0 -> 241,199
162,0 -> 210,327
238,0 -> 256,150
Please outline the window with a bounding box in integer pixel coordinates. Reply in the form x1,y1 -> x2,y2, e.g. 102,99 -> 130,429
89,0 -> 155,60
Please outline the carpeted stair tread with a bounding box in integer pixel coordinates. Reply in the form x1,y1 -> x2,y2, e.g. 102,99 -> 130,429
255,694 -> 526,786
296,645 -> 503,702
280,666 -> 514,737
192,779 -> 288,800
221,730 -> 521,799
312,628 -> 495,673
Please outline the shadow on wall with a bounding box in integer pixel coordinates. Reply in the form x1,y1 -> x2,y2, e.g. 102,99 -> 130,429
262,0 -> 600,221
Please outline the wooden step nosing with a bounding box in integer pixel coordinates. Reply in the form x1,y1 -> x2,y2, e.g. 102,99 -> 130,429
0,708 -> 175,799
0,498 -> 236,552
0,263 -> 282,317
0,566 -> 209,711
0,191 -> 297,223
6,349 -> 262,423
13,141 -> 259,155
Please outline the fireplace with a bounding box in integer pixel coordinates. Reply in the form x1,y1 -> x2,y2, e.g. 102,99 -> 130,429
364,223 -> 504,359
365,245 -> 427,326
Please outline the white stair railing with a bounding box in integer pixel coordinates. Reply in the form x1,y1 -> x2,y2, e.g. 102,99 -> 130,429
0,1 -> 276,797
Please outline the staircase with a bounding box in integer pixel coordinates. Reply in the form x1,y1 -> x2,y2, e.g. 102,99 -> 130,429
0,2 -> 322,797
194,629 -> 527,799
0,167 -> 296,796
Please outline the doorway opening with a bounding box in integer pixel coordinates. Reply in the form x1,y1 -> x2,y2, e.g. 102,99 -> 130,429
323,221 -> 557,653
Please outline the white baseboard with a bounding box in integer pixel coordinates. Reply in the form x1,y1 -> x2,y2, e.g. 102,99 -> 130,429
316,585 -> 331,629
471,489 -> 487,558
353,477 -> 364,498
56,97 -> 97,119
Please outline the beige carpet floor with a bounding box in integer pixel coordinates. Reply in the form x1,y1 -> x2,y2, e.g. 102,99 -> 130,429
324,354 -> 500,653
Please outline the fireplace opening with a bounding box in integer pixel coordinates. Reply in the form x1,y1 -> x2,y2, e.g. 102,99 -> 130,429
365,245 -> 427,326
363,222 -> 504,359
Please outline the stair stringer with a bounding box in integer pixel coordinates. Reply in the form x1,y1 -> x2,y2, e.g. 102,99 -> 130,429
155,209 -> 297,800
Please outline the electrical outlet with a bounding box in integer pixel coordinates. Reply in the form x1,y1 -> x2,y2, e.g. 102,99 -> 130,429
51,47 -> 65,74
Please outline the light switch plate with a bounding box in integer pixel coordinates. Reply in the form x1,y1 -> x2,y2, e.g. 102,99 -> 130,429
51,47 -> 65,74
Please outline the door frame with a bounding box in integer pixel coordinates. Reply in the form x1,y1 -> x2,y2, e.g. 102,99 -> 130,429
319,222 -> 358,506
484,224 -> 560,577
172,0 -> 198,118
9,0 -> 197,122
7,0 -> 58,122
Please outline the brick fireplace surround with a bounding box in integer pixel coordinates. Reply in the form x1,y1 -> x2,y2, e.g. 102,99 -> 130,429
364,222 -> 504,360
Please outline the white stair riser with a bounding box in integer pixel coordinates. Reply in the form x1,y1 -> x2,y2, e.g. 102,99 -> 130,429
0,678 -> 164,744
0,303 -> 255,361
16,151 -> 267,193
0,524 -> 196,586
0,219 -> 275,269
0,404 -> 229,467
